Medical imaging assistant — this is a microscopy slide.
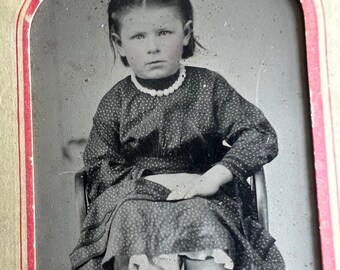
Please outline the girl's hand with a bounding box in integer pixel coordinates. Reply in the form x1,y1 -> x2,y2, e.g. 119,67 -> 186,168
166,165 -> 233,201
166,177 -> 220,200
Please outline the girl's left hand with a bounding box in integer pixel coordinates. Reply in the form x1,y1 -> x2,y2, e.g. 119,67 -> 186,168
166,176 -> 220,201
166,165 -> 233,201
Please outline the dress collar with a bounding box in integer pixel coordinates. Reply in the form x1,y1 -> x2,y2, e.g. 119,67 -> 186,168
135,70 -> 180,90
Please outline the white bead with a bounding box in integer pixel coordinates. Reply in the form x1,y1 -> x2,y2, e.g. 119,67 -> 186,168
131,64 -> 186,97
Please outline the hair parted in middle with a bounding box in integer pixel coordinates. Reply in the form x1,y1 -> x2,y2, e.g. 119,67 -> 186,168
107,0 -> 201,67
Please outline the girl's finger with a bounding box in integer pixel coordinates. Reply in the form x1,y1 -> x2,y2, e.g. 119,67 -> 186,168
183,189 -> 196,199
166,190 -> 185,201
166,191 -> 178,201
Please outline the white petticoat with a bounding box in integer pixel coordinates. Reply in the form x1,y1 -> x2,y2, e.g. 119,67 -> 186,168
128,249 -> 234,270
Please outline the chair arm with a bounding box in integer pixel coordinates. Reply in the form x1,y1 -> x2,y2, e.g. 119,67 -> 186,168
75,168 -> 88,227
251,168 -> 269,231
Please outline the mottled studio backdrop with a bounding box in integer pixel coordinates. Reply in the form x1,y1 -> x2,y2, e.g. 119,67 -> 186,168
30,0 -> 321,269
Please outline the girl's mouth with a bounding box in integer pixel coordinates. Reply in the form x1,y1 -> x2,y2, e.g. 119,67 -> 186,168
147,61 -> 164,65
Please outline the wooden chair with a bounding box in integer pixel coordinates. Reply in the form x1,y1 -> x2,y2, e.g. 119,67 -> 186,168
74,167 -> 88,229
74,168 -> 269,231
248,168 -> 269,231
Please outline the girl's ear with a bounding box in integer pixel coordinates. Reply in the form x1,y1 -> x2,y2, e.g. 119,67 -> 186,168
183,20 -> 193,46
111,32 -> 126,57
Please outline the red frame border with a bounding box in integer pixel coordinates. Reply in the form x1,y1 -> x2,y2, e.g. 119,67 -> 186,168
16,0 -> 338,269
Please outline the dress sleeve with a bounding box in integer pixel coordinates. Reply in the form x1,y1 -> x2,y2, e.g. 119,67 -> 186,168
213,73 -> 278,180
83,89 -> 144,202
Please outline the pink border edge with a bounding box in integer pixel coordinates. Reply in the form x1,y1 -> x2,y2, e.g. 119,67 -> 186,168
15,0 -> 338,269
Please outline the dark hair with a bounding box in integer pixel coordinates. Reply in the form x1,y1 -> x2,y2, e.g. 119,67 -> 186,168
108,0 -> 198,66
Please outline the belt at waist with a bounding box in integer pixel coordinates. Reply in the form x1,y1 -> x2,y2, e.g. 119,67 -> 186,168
131,156 -> 194,173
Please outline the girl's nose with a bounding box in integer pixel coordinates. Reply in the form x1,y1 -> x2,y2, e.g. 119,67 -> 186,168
147,36 -> 160,54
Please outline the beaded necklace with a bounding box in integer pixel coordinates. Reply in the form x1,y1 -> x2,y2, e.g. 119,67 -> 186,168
131,64 -> 186,97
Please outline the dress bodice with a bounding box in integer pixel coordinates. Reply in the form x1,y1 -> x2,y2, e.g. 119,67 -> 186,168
84,66 -> 278,201
119,68 -> 228,173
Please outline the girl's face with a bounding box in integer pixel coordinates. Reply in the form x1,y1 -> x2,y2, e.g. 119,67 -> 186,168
114,6 -> 192,79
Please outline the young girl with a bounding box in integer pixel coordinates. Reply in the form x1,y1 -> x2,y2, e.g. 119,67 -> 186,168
70,0 -> 285,269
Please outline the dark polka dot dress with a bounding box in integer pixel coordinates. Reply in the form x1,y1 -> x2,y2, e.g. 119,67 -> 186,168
70,66 -> 285,269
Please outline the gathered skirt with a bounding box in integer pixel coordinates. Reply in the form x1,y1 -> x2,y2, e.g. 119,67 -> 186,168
70,178 -> 285,270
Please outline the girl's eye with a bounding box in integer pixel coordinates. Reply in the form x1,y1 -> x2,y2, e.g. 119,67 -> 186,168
132,34 -> 145,40
159,31 -> 171,36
